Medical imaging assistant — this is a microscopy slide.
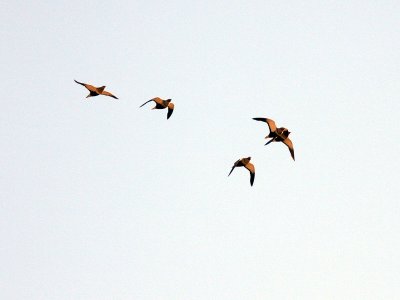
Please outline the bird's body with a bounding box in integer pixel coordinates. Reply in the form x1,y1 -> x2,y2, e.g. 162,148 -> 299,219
253,117 -> 295,161
272,127 -> 290,141
228,157 -> 255,186
140,97 -> 175,119
74,79 -> 118,99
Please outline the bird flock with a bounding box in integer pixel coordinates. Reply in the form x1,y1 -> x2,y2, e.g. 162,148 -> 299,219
75,79 -> 295,186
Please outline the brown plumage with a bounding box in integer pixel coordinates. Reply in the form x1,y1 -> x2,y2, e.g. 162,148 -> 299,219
74,79 -> 118,99
139,97 -> 175,119
253,117 -> 295,161
228,157 -> 255,186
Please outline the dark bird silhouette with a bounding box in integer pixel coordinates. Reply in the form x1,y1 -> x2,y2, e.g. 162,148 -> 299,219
139,97 -> 174,119
228,157 -> 255,186
253,117 -> 295,161
74,79 -> 118,99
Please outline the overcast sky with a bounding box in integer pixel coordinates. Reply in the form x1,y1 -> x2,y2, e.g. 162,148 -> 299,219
1,0 -> 400,299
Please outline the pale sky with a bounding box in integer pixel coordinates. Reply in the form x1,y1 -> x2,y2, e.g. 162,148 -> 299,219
1,1 -> 400,299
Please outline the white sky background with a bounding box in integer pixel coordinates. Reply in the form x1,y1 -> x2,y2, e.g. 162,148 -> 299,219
1,0 -> 400,299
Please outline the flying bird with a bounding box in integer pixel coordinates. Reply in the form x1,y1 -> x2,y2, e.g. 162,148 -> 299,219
139,97 -> 174,119
228,157 -> 255,186
74,79 -> 118,99
253,117 -> 295,161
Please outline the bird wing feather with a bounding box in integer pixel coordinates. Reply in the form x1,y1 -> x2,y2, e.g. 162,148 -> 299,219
167,102 -> 174,119
139,99 -> 154,107
101,90 -> 118,99
228,166 -> 236,176
253,117 -> 277,133
74,79 -> 96,92
282,138 -> 295,161
245,163 -> 255,186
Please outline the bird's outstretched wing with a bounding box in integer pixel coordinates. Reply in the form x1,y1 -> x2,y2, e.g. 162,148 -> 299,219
282,138 -> 295,161
153,97 -> 163,105
253,117 -> 277,133
228,165 -> 236,176
101,90 -> 118,99
167,103 -> 174,119
265,137 -> 276,146
245,163 -> 255,186
74,79 -> 85,86
250,172 -> 255,186
74,79 -> 96,92
139,99 -> 154,107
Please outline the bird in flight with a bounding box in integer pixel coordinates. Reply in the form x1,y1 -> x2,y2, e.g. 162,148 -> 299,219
74,80 -> 118,99
253,117 -> 295,161
228,157 -> 255,186
139,97 -> 175,119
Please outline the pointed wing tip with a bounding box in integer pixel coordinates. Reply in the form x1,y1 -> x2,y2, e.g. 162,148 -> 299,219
140,99 -> 154,108
228,166 -> 235,177
250,172 -> 255,186
282,138 -> 295,161
167,102 -> 174,117
265,138 -> 274,146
